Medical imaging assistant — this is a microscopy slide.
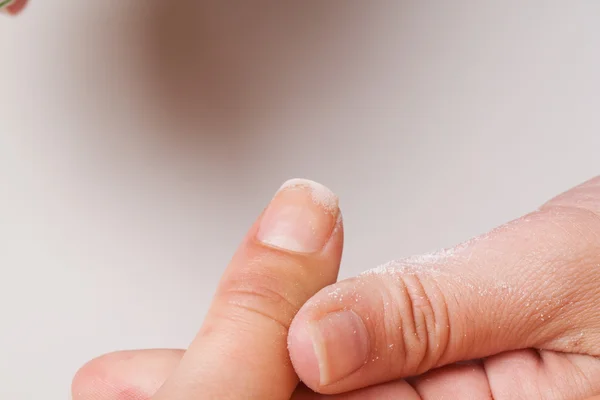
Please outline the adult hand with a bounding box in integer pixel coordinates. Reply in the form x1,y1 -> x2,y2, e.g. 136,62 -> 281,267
73,177 -> 600,399
1,0 -> 27,15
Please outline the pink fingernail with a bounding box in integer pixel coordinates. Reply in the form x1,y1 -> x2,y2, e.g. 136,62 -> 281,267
257,179 -> 339,254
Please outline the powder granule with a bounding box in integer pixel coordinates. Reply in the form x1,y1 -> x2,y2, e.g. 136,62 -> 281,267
279,178 -> 339,215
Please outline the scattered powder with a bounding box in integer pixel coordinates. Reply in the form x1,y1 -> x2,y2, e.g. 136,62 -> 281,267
312,285 -> 363,312
330,212 -> 344,236
477,280 -> 517,297
403,247 -> 458,265
279,178 -> 339,214
362,256 -> 528,304
327,287 -> 344,301
573,331 -> 585,348
361,259 -> 445,278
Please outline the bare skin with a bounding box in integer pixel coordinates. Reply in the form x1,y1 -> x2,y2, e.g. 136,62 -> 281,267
9,2 -> 598,397
69,177 -> 600,399
73,179 -> 345,400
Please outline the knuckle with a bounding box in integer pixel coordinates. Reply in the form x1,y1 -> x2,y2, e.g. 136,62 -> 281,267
376,271 -> 451,374
217,269 -> 302,332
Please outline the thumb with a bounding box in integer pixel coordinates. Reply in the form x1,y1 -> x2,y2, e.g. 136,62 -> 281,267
289,176 -> 600,394
152,179 -> 344,400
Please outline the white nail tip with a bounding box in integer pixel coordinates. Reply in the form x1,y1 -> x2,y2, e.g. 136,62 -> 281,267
278,178 -> 339,214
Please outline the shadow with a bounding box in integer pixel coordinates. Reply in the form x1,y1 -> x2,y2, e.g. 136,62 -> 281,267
140,0 -> 371,136
56,1 -> 376,183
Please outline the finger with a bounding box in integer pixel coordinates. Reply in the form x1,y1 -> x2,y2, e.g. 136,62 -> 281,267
1,0 -> 27,15
72,349 -> 416,400
482,350 -> 600,399
407,352 -> 600,399
289,176 -> 600,393
295,353 -> 600,399
71,349 -> 600,400
407,361 -> 490,399
292,381 -> 418,400
71,349 -> 183,400
153,179 -> 343,399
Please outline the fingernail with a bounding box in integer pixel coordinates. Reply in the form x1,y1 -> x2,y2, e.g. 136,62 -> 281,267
308,310 -> 370,385
257,178 -> 339,253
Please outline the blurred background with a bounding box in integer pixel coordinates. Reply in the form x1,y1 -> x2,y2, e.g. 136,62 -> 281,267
1,1 -> 600,398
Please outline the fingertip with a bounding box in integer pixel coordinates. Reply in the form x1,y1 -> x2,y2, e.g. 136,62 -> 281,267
288,312 -> 321,390
289,282 -> 372,393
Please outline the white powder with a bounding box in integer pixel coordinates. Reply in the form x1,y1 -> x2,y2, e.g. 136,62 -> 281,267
361,258 -> 445,278
279,178 -> 339,214
360,253 -> 527,306
327,287 -> 344,300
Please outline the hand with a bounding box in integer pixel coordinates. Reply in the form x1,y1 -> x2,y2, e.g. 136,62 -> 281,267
72,177 -> 600,399
1,0 -> 27,15
71,179 -> 345,399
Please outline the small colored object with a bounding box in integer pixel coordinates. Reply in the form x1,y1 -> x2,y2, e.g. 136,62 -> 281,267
1,0 -> 27,14
0,0 -> 14,8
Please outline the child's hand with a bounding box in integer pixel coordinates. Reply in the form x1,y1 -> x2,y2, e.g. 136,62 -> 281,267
72,176 -> 600,399
1,0 -> 27,15
73,179 -> 344,400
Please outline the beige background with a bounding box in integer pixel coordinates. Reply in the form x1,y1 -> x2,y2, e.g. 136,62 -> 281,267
1,1 -> 600,399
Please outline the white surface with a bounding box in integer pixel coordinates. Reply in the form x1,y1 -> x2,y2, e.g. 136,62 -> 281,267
1,2 -> 600,398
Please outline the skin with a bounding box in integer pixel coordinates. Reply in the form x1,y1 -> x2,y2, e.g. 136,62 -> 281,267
69,176 -> 600,399
7,2 -> 598,397
73,179 -> 345,400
